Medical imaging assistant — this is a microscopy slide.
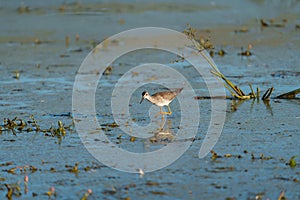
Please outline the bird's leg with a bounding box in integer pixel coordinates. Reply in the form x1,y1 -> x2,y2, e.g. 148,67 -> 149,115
160,107 -> 165,120
155,107 -> 164,118
165,105 -> 172,115
160,107 -> 166,120
159,105 -> 172,115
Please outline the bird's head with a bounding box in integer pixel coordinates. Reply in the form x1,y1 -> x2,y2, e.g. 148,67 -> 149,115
140,91 -> 150,104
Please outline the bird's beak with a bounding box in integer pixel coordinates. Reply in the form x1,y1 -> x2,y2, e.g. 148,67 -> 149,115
140,97 -> 144,104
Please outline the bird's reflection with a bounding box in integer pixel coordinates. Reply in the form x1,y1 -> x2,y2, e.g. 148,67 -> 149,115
149,119 -> 175,144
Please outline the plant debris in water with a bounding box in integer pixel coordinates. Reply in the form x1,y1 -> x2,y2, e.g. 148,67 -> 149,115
66,162 -> 79,174
287,156 -> 297,168
276,88 -> 300,99
5,182 -> 21,199
1,115 -> 74,144
5,165 -> 38,175
183,24 -> 299,101
260,18 -> 286,28
238,44 -> 253,57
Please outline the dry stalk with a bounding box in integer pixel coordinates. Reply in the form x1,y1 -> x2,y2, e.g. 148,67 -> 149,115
184,25 -> 275,100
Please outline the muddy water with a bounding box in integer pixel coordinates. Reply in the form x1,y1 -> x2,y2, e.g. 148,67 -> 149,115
1,1 -> 300,199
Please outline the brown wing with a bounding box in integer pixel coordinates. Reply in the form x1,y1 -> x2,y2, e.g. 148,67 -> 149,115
152,88 -> 183,102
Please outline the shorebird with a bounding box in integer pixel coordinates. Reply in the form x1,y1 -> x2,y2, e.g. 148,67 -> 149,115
140,88 -> 183,117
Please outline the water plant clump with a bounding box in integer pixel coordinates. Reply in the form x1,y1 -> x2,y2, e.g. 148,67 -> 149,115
1,115 -> 74,144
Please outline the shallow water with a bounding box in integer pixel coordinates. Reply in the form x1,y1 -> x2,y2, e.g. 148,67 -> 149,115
1,0 -> 300,199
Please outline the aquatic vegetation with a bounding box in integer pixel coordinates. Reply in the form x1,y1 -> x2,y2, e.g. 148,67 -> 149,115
234,26 -> 249,33
46,187 -> 56,198
0,162 -> 102,199
238,44 -> 253,57
3,175 -> 36,199
0,162 -> 13,167
130,136 -> 136,142
184,25 -> 299,101
210,150 -> 222,160
46,120 -> 67,144
261,87 -> 274,101
12,70 -> 20,79
184,25 -> 260,100
183,24 -> 226,58
210,150 -> 275,162
66,162 -> 79,174
217,48 -> 226,56
288,156 -> 297,168
260,18 -> 286,28
3,175 -> 31,199
1,115 -> 73,144
103,65 -> 113,75
5,182 -> 21,199
150,191 -> 166,195
6,165 -> 38,175
100,122 -> 119,132
276,88 -> 300,99
3,117 -> 27,134
210,150 -> 243,161
277,191 -> 287,200
101,122 -> 119,128
81,189 -> 93,200
251,153 -> 273,161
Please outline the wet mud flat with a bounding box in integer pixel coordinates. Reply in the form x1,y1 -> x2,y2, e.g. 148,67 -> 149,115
1,1 -> 300,199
